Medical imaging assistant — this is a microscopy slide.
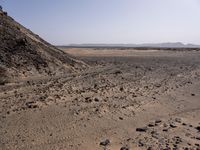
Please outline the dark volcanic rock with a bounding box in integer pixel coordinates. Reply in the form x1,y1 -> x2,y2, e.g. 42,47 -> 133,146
138,139 -> 145,147
148,122 -> 156,127
196,126 -> 200,132
155,119 -> 162,124
100,139 -> 110,146
170,122 -> 177,128
196,136 -> 200,140
114,70 -> 122,75
94,97 -> 100,102
25,101 -> 38,109
182,123 -> 187,126
136,127 -> 147,132
175,118 -> 182,123
120,146 -> 129,150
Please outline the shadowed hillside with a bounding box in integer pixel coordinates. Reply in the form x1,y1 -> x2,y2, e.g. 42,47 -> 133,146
0,10 -> 87,82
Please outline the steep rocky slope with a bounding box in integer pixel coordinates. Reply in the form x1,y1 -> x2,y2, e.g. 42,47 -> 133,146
0,10 -> 87,82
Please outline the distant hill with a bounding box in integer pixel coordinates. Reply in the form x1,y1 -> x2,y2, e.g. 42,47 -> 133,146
0,9 -> 87,83
67,42 -> 200,48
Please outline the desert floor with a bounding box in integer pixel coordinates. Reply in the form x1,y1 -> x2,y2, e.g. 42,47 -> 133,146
1,48 -> 200,150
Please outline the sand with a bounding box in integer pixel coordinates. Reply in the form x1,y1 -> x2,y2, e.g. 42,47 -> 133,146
0,48 -> 200,150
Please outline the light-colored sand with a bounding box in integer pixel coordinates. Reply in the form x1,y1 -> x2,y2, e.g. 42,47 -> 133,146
1,49 -> 200,150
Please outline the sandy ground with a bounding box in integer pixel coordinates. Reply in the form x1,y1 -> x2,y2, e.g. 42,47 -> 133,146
0,48 -> 200,150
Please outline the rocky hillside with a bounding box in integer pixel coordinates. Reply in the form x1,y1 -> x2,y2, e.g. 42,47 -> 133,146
0,10 -> 87,83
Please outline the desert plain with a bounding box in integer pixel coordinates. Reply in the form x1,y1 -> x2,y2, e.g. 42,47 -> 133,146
1,47 -> 200,150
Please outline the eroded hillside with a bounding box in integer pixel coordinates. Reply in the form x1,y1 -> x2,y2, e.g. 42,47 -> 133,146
0,10 -> 87,82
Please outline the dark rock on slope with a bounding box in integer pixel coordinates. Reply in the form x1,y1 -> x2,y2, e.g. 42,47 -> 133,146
0,10 -> 87,81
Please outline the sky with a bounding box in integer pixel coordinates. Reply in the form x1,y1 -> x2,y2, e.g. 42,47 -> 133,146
1,0 -> 200,45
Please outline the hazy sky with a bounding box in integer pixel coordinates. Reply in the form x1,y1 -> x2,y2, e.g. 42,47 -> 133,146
1,0 -> 200,45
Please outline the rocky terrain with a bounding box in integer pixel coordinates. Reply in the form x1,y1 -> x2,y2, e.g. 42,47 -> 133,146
0,10 -> 86,83
1,47 -> 200,149
1,10 -> 200,150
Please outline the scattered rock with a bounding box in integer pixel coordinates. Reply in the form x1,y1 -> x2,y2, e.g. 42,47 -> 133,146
148,122 -> 156,127
175,118 -> 182,123
163,123 -> 168,127
185,133 -> 191,137
114,70 -> 122,75
136,127 -> 147,132
191,93 -> 195,96
119,117 -> 123,120
138,139 -> 145,147
163,128 -> 168,132
151,132 -> 159,139
170,123 -> 177,128
94,97 -> 100,102
182,123 -> 187,126
25,101 -> 38,109
94,84 -> 98,88
120,146 -> 129,150
100,139 -> 110,146
195,136 -> 200,140
173,136 -> 182,144
120,87 -> 124,92
196,126 -> 200,132
155,119 -> 162,124
147,147 -> 153,150
85,97 -> 92,103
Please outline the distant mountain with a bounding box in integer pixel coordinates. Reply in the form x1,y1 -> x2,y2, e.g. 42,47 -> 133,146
67,42 -> 200,48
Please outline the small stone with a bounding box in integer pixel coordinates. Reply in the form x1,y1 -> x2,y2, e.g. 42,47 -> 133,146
155,119 -> 162,124
152,133 -> 159,139
170,123 -> 177,128
163,123 -> 168,127
148,122 -> 155,127
25,101 -> 38,109
163,147 -> 171,150
114,70 -> 122,75
196,126 -> 200,132
196,136 -> 200,140
173,144 -> 178,147
175,118 -> 182,123
191,93 -> 195,96
195,143 -> 200,147
185,133 -> 191,137
147,147 -> 153,150
94,97 -> 99,102
85,97 -> 92,103
119,117 -> 123,120
94,84 -> 98,88
138,139 -> 144,147
163,128 -> 168,132
136,127 -> 147,132
100,139 -> 110,146
120,146 -> 129,150
182,123 -> 187,126
120,87 -> 124,92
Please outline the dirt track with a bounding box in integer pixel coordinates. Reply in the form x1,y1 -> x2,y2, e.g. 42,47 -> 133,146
1,49 -> 200,150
